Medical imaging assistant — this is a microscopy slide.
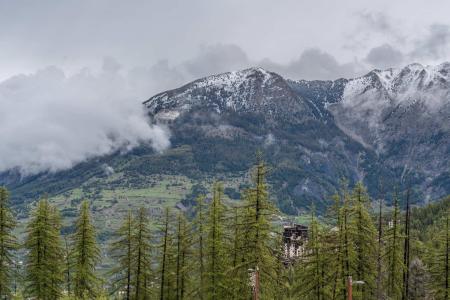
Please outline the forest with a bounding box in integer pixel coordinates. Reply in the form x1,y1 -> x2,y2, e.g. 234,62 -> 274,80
0,159 -> 449,300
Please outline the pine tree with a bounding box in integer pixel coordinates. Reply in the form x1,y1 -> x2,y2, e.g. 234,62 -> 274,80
73,200 -> 101,299
375,189 -> 384,300
295,208 -> 331,300
174,212 -> 191,300
132,207 -> 152,300
327,193 -> 347,300
349,182 -> 377,299
110,210 -> 133,299
338,184 -> 356,300
0,187 -> 17,299
24,198 -> 64,299
205,182 -> 228,300
228,205 -> 246,299
159,208 -> 176,300
384,191 -> 404,299
192,196 -> 207,300
402,189 -> 412,300
239,158 -> 281,299
428,209 -> 450,300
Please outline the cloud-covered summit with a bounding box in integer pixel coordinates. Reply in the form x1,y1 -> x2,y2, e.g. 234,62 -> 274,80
0,60 -> 170,175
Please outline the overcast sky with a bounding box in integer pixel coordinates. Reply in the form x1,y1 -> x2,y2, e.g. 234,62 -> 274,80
1,0 -> 450,174
2,0 -> 450,82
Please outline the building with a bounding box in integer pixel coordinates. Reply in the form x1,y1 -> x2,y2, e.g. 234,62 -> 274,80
283,224 -> 308,261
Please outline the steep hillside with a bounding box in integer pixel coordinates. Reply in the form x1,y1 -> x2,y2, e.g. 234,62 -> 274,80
1,64 -> 449,217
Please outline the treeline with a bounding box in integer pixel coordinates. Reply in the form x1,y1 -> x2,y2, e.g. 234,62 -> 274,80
0,160 -> 449,299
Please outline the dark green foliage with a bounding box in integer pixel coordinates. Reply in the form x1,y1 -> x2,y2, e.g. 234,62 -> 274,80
295,210 -> 332,299
132,207 -> 153,300
3,157 -> 450,299
235,159 -> 282,299
204,182 -> 228,299
0,187 -> 17,299
427,209 -> 450,300
24,198 -> 64,299
109,211 -> 133,299
158,208 -> 176,300
384,192 -> 404,298
73,200 -> 101,299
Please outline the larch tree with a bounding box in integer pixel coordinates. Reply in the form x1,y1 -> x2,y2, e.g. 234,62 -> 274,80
295,208 -> 331,300
239,158 -> 280,299
349,183 -> 377,299
227,205 -> 247,299
428,209 -> 449,300
192,195 -> 207,300
402,189 -> 412,300
24,198 -> 64,299
0,187 -> 17,299
132,207 -> 152,300
384,191 -> 404,299
73,200 -> 101,299
336,184 -> 357,300
205,182 -> 228,300
110,210 -> 134,299
159,207 -> 176,300
175,212 -> 191,300
375,189 -> 384,300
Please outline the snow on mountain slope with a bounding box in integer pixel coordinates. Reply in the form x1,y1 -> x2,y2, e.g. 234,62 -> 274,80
143,67 -> 318,124
331,63 -> 450,152
343,62 -> 450,111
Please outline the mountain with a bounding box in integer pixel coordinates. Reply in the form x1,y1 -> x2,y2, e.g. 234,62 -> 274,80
1,64 -> 449,218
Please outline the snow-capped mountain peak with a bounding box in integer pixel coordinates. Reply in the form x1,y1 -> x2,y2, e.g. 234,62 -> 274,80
144,67 -> 316,124
341,62 -> 450,114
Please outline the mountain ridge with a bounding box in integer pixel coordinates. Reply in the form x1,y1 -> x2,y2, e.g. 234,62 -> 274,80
1,63 -> 449,214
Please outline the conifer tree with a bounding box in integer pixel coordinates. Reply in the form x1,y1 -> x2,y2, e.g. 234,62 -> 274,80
73,200 -> 101,299
110,210 -> 133,299
349,182 -> 377,299
295,208 -> 331,300
375,189 -> 384,300
428,209 -> 449,300
63,235 -> 72,297
327,193 -> 346,300
0,187 -> 17,299
175,212 -> 191,300
337,184 -> 356,300
228,205 -> 246,299
402,189 -> 411,300
384,192 -> 404,299
239,158 -> 280,299
205,182 -> 228,300
192,196 -> 207,300
132,207 -> 152,300
159,208 -> 176,300
24,198 -> 64,299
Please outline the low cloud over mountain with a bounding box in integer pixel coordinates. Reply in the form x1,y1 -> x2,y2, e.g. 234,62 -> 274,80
0,60 -> 170,175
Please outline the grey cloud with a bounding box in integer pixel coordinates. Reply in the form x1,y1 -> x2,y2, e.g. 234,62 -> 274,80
182,44 -> 251,79
366,44 -> 404,69
0,61 -> 170,175
262,48 -> 364,80
179,45 -> 365,82
128,60 -> 185,98
411,24 -> 450,60
358,12 -> 395,34
0,44 -> 369,176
